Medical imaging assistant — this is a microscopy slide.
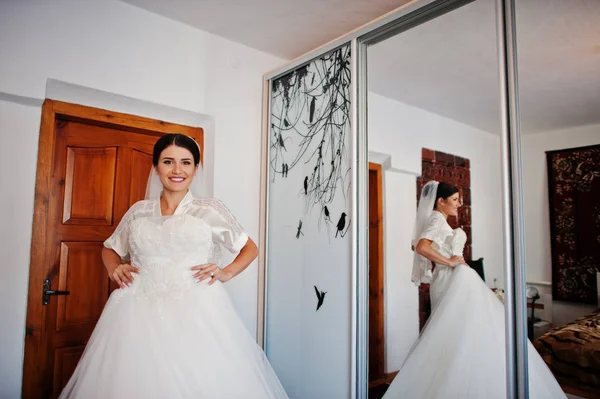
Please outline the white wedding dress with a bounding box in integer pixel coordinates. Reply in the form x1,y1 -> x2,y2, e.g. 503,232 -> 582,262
383,211 -> 565,399
60,192 -> 288,399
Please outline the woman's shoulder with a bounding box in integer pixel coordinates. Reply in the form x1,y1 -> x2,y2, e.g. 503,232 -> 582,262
188,197 -> 235,217
428,211 -> 446,224
187,197 -> 242,230
427,211 -> 453,233
126,199 -> 156,215
189,196 -> 226,209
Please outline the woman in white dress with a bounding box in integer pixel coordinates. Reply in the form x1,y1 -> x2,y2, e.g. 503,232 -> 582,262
383,181 -> 565,399
60,134 -> 288,399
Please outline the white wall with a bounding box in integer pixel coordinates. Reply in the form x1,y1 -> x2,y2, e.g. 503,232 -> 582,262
522,124 -> 600,325
381,169 -> 419,372
0,1 -> 284,397
0,100 -> 41,399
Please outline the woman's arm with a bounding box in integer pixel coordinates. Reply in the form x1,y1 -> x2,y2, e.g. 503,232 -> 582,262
415,239 -> 464,267
101,247 -> 139,288
191,237 -> 259,284
221,238 -> 259,280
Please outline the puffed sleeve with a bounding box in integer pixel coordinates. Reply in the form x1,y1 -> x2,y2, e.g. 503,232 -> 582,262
205,199 -> 249,253
420,213 -> 445,242
103,203 -> 140,258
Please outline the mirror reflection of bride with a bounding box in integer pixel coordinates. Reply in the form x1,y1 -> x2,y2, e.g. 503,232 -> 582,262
382,181 -> 565,398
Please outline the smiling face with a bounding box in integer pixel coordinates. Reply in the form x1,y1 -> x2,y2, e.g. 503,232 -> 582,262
155,144 -> 198,195
436,191 -> 462,217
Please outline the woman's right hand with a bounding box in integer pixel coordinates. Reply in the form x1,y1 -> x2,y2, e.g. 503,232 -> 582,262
108,263 -> 139,288
448,255 -> 466,267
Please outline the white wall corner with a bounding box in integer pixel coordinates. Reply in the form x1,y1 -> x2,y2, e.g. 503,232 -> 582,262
368,150 -> 392,169
0,91 -> 43,108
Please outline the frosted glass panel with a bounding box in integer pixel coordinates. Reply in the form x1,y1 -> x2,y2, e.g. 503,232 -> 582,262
265,44 -> 353,399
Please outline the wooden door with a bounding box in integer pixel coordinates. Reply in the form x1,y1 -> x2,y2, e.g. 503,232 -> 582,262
368,163 -> 385,384
22,100 -> 203,398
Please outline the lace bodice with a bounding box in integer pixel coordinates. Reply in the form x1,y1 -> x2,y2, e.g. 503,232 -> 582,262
104,192 -> 248,297
451,228 -> 467,257
420,211 -> 467,258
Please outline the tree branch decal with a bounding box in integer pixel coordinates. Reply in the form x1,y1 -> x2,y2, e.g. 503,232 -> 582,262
270,45 -> 352,239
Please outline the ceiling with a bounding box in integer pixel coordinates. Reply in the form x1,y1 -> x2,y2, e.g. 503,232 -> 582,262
119,0 -> 411,59
369,0 -> 600,134
120,0 -> 600,134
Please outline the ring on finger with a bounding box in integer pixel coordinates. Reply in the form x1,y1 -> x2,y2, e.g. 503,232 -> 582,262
210,272 -> 215,278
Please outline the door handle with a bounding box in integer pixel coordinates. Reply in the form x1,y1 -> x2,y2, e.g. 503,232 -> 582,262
42,278 -> 70,305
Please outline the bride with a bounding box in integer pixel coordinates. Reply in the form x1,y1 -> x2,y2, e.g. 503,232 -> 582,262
60,134 -> 288,398
383,180 -> 565,398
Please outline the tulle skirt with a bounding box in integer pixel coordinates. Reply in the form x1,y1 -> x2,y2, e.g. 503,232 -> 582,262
60,281 -> 288,399
383,264 -> 566,399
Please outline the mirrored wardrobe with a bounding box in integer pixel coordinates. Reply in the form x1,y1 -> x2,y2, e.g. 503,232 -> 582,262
259,0 -> 599,398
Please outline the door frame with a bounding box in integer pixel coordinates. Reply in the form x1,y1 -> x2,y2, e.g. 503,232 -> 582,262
22,99 -> 203,398
367,162 -> 385,383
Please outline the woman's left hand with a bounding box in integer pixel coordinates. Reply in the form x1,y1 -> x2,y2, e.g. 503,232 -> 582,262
191,263 -> 233,285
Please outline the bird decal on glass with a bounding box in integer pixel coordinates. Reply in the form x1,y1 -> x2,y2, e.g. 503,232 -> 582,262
335,212 -> 347,238
323,205 -> 330,221
296,219 -> 304,239
314,285 -> 327,311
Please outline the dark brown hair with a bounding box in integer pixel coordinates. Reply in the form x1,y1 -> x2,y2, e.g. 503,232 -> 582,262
434,182 -> 459,209
152,134 -> 200,166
